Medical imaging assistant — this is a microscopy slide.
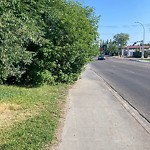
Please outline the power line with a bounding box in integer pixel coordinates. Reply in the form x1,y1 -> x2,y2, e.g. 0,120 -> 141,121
99,24 -> 150,28
100,32 -> 150,35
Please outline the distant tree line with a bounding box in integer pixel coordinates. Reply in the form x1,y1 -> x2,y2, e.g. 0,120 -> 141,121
100,33 -> 129,56
0,0 -> 99,85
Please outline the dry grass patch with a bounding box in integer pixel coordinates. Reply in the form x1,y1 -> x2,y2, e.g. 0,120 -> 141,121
0,103 -> 22,113
0,84 -> 69,150
0,103 -> 40,129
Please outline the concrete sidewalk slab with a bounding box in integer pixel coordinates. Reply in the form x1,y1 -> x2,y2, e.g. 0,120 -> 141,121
57,64 -> 150,150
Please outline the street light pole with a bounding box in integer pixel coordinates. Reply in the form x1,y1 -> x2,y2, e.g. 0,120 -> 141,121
135,22 -> 145,59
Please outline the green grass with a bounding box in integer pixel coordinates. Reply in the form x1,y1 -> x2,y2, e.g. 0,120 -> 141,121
145,59 -> 150,61
0,84 -> 69,150
140,59 -> 150,62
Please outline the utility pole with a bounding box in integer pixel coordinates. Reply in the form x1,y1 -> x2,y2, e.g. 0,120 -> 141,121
135,22 -> 145,59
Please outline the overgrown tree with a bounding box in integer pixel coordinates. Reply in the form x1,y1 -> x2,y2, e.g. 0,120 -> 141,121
0,0 -> 99,85
113,33 -> 129,47
113,33 -> 129,55
0,0 -> 42,83
107,41 -> 118,56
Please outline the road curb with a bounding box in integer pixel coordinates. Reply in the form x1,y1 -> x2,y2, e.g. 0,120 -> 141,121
109,87 -> 150,134
112,56 -> 150,63
138,60 -> 150,63
89,64 -> 150,134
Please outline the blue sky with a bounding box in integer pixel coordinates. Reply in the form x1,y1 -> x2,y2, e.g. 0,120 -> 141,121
82,0 -> 150,45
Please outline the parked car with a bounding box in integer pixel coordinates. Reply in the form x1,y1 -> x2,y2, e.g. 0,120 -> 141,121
98,54 -> 105,60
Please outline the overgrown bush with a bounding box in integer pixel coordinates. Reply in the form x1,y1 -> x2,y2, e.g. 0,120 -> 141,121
133,51 -> 148,58
0,0 -> 99,85
133,51 -> 141,58
144,51 -> 148,58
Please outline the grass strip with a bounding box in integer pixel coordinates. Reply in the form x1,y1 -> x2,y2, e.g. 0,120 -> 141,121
0,84 -> 69,150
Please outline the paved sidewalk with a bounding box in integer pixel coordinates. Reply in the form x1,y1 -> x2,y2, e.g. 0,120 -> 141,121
57,64 -> 150,150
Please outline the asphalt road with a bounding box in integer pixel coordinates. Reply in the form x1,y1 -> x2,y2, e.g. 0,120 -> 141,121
90,57 -> 150,122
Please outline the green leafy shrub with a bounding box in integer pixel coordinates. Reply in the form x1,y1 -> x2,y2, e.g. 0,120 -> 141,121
35,70 -> 55,85
133,51 -> 141,58
144,51 -> 148,58
0,0 -> 99,85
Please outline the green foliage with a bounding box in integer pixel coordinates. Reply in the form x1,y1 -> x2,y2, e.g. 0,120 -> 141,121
113,33 -> 129,47
0,12 -> 33,83
133,51 -> 142,58
144,51 -> 148,58
133,51 -> 148,58
0,0 -> 99,85
107,41 -> 118,56
33,70 -> 55,86
0,0 -> 44,84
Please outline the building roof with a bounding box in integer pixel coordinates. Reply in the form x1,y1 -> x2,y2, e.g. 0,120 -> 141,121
123,45 -> 149,49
